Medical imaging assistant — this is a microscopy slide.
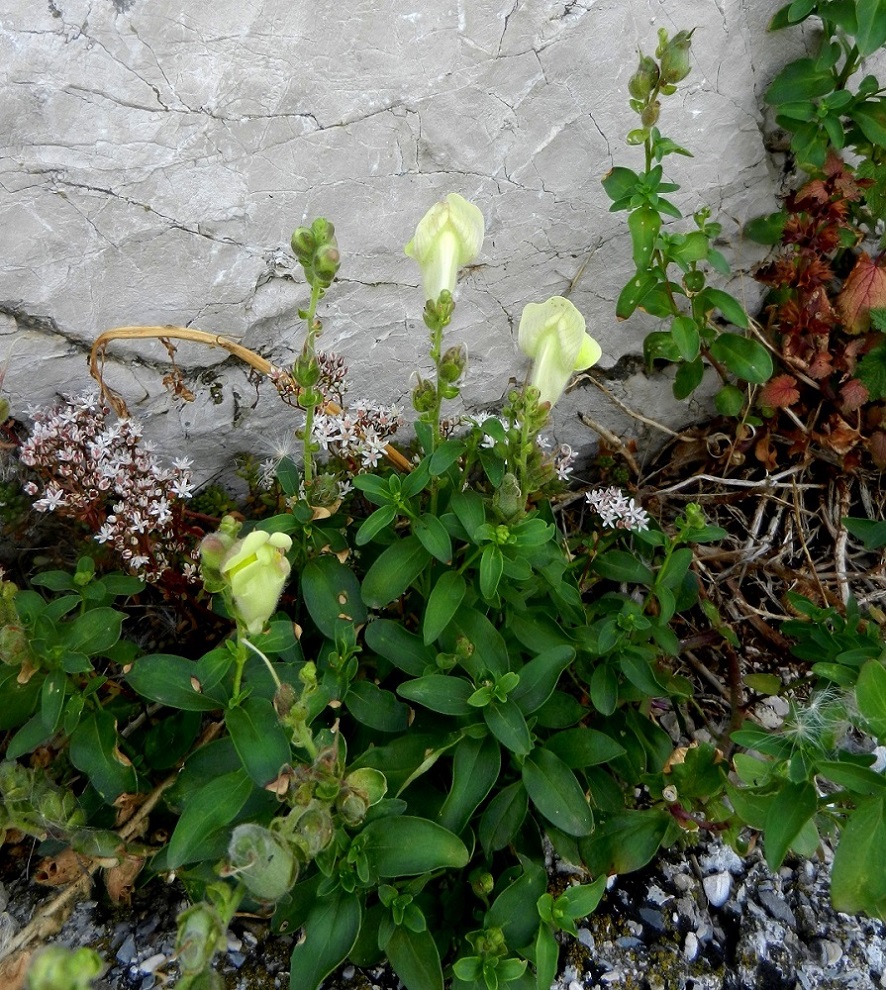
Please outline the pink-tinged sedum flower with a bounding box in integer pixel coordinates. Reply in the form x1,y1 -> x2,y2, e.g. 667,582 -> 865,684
220,531 -> 293,635
405,193 -> 485,302
518,296 -> 602,407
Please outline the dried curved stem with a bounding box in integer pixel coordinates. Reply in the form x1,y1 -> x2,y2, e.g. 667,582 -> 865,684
89,325 -> 413,473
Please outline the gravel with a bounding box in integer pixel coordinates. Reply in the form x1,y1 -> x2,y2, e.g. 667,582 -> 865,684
2,831 -> 885,990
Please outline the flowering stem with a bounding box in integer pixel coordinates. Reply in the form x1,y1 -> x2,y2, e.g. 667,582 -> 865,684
242,637 -> 282,690
301,280 -> 324,487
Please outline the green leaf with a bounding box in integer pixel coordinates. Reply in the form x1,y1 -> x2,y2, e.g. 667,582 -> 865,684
579,810 -> 673,876
346,679 -> 410,732
275,455 -> 301,496
385,926 -> 443,990
226,697 -> 291,787
545,727 -> 627,768
616,271 -> 657,320
361,536 -> 431,609
856,0 -> 886,55
590,664 -> 618,716
479,781 -> 528,855
843,517 -> 886,550
764,59 -> 835,104
438,734 -> 502,834
413,514 -> 453,564
560,876 -> 607,918
851,99 -> 886,148
302,556 -> 367,638
126,654 -> 223,711
5,714 -> 53,761
423,570 -> 466,645
486,858 -> 548,948
484,698 -> 532,755
671,316 -> 700,362
397,674 -> 475,715
360,817 -> 469,876
144,709 -> 201,770
510,646 -> 575,715
30,570 -> 76,592
40,669 -> 67,733
289,893 -> 362,990
830,797 -> 886,917
429,439 -> 467,476
522,748 -> 594,837
450,608 -> 510,678
64,607 -> 124,656
817,760 -> 886,795
709,333 -> 773,384
480,545 -> 504,600
764,780 -> 818,870
601,166 -> 640,202
673,357 -> 704,400
857,661 -> 886,738
628,207 -> 661,270
167,769 -> 253,869
365,620 -> 434,676
714,384 -> 746,417
356,504 -> 397,545
450,492 -> 487,542
534,925 -> 560,990
593,550 -> 654,585
788,0 -> 816,21
69,709 -> 137,804
745,209 -> 787,245
702,289 -> 749,329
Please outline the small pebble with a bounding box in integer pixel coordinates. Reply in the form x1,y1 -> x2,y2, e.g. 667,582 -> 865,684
683,931 -> 699,962
816,939 -> 843,967
341,965 -> 356,980
576,927 -> 594,950
703,872 -> 732,908
139,953 -> 166,974
638,907 -> 665,933
116,933 -> 137,966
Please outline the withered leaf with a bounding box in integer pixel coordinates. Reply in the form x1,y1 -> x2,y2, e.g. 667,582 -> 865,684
838,252 -> 886,334
759,374 -> 800,409
839,378 -> 869,414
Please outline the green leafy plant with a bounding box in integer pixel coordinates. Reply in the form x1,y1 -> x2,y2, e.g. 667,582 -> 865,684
603,28 -> 773,411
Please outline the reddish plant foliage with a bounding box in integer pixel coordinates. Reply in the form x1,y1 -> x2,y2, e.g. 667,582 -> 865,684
754,154 -> 886,468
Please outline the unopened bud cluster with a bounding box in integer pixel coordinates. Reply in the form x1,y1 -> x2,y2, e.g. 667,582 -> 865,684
19,392 -> 198,583
0,759 -> 86,844
626,28 -> 694,143
291,218 -> 341,290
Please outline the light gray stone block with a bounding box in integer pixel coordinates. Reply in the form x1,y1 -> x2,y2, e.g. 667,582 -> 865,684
0,0 -> 835,475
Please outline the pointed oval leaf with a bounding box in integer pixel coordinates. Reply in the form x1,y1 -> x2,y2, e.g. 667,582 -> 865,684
438,734 -> 502,834
360,816 -> 469,876
126,654 -> 223,712
226,697 -> 291,786
522,748 -> 594,837
289,893 -> 362,990
423,570 -> 467,645
362,536 -> 431,609
709,333 -> 773,384
397,674 -> 474,716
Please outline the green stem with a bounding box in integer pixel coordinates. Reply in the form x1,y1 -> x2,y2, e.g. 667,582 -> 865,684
231,636 -> 249,699
242,637 -> 282,690
301,280 -> 324,487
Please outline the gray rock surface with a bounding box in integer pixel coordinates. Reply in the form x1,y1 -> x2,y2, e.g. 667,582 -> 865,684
0,0 -> 856,477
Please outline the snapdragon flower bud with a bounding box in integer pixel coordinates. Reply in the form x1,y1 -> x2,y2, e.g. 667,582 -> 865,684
219,530 -> 293,635
657,28 -> 694,85
628,54 -> 660,101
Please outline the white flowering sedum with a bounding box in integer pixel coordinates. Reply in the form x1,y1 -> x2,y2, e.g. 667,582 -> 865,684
19,392 -> 198,582
585,486 -> 650,532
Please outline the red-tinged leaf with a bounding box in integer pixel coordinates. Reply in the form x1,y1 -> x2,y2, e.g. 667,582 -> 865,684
869,431 -> 886,469
838,253 -> 886,334
839,378 -> 869,414
758,374 -> 800,409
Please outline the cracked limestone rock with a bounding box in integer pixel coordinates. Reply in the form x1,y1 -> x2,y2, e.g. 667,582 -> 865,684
2,0 -> 809,474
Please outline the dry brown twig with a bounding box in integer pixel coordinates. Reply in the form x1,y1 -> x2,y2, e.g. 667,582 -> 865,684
89,325 -> 413,473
